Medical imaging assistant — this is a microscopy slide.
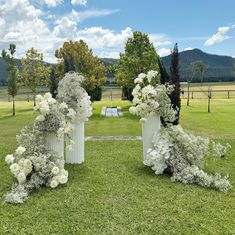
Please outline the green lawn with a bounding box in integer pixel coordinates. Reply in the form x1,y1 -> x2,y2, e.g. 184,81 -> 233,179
0,99 -> 235,234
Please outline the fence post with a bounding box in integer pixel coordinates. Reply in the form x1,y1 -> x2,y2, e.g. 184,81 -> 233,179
191,91 -> 194,99
228,91 -> 230,99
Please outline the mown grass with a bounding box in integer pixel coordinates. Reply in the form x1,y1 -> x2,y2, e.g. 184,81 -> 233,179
0,99 -> 235,234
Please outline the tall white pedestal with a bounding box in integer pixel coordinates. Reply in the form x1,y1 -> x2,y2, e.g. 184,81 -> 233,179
45,132 -> 64,167
66,119 -> 84,164
142,115 -> 161,161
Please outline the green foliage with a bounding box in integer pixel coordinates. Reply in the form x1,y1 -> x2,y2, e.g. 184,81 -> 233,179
55,40 -> 105,96
87,86 -> 102,101
116,31 -> 159,100
21,48 -> 51,105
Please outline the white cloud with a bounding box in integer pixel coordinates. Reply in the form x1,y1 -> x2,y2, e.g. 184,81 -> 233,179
77,27 -> 133,49
43,0 -> 63,7
71,9 -> 119,21
96,50 -> 120,59
71,0 -> 87,6
184,47 -> 193,51
149,34 -> 172,47
158,48 -> 171,57
53,17 -> 78,38
204,26 -> 231,46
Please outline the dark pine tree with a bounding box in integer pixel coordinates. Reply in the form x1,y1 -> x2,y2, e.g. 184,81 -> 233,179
169,43 -> 181,125
49,67 -> 59,98
157,56 -> 170,84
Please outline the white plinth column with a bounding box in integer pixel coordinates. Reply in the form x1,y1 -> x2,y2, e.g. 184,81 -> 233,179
45,132 -> 64,166
142,115 -> 161,161
66,119 -> 84,164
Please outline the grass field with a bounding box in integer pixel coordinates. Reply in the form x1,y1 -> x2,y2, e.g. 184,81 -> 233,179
0,99 -> 235,234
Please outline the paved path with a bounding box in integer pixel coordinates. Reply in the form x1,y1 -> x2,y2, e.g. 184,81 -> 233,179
85,136 -> 142,141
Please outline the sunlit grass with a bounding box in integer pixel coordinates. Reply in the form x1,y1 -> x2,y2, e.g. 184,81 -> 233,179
0,99 -> 235,234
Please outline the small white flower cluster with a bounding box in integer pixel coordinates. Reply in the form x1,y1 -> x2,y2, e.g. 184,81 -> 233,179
129,71 -> 176,122
34,92 -> 56,120
145,125 -> 231,192
57,72 -> 92,122
211,141 -> 231,158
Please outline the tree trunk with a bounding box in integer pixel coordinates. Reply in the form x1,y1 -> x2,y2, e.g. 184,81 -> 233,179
208,93 -> 211,113
33,93 -> 36,106
12,96 -> 15,116
187,82 -> 190,106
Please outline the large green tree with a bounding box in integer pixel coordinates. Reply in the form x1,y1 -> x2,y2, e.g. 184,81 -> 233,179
55,40 -> 105,100
116,31 -> 159,101
169,43 -> 181,125
21,48 -> 51,106
2,44 -> 20,116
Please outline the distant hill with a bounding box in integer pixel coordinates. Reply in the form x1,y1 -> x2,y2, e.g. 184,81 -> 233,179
161,49 -> 235,82
0,49 -> 234,85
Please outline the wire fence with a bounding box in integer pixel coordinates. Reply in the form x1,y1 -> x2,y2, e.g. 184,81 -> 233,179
181,90 -> 235,99
1,86 -> 235,102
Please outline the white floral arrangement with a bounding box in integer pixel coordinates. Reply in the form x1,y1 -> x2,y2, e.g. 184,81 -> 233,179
4,72 -> 92,204
57,71 -> 92,122
129,70 -> 176,123
4,127 -> 68,204
145,125 -> 231,192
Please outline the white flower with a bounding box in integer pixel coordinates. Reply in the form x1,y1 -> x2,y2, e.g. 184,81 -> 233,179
36,95 -> 43,103
59,102 -> 68,111
23,159 -> 32,168
50,179 -> 58,188
51,166 -> 60,175
139,118 -> 147,124
39,101 -> 50,115
64,123 -> 73,134
47,97 -> 56,105
138,73 -> 146,80
60,169 -> 69,177
57,128 -> 64,139
5,154 -> 14,165
67,108 -> 76,120
36,115 -> 45,122
44,92 -> 52,99
147,70 -> 158,82
10,163 -> 21,175
17,172 -> 26,184
15,146 -> 26,155
18,159 -> 25,166
58,175 -> 68,184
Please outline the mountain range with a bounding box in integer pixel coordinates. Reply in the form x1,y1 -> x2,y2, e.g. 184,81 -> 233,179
0,49 -> 234,85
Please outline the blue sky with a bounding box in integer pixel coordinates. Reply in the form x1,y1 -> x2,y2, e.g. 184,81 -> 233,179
0,0 -> 235,62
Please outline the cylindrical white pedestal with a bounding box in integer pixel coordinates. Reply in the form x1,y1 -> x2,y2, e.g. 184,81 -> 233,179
45,132 -> 64,167
66,119 -> 84,164
142,115 -> 161,161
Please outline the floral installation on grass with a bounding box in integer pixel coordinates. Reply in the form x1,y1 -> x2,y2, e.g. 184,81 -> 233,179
4,72 -> 92,204
129,70 -> 176,123
131,70 -> 232,192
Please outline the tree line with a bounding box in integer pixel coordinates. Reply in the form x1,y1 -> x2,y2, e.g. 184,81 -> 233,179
5,31 -> 208,120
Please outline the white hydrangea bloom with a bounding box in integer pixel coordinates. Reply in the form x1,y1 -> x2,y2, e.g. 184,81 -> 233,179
17,172 -> 26,184
50,179 -> 58,188
15,146 -> 26,155
58,175 -> 68,184
51,166 -> 60,175
5,154 -> 14,165
36,115 -> 45,122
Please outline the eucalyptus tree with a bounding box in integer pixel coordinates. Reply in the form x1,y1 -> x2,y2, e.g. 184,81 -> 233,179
21,48 -> 51,106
